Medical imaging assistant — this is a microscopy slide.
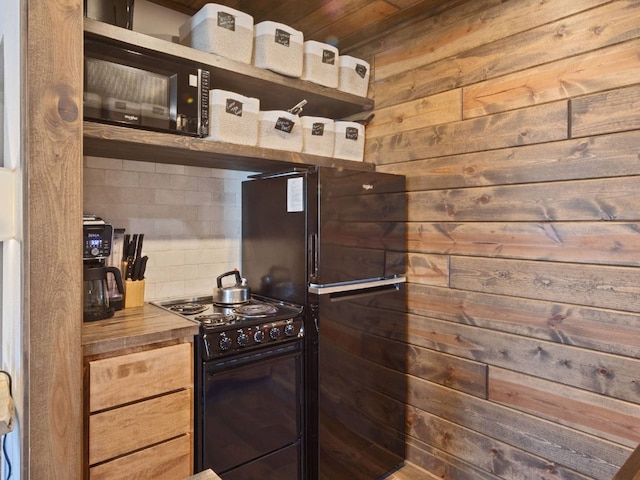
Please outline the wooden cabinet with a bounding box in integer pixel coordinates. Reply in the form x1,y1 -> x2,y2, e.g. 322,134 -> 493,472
85,341 -> 193,480
83,19 -> 375,173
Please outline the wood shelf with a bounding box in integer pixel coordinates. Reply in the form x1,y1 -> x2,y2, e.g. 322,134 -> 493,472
84,19 -> 374,119
84,121 -> 375,172
83,19 -> 375,172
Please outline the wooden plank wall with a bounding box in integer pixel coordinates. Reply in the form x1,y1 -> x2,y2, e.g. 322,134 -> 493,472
349,0 -> 640,478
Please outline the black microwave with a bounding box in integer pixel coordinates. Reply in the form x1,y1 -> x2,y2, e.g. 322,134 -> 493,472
84,34 -> 210,136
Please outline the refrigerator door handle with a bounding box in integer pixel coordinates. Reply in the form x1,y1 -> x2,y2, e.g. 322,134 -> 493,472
308,276 -> 406,296
326,284 -> 401,302
309,233 -> 318,280
248,167 -> 311,180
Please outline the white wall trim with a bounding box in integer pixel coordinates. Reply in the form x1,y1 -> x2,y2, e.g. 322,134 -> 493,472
0,168 -> 15,240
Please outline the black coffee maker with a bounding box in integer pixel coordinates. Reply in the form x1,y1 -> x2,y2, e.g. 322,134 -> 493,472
83,216 -> 125,321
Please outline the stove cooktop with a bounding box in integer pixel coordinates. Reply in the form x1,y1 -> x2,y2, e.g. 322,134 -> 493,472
153,294 -> 305,359
152,294 -> 303,329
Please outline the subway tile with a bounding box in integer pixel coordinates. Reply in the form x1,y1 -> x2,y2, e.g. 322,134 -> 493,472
139,204 -> 199,220
156,163 -> 186,175
143,172 -> 173,189
84,168 -> 106,186
105,169 -> 140,188
151,280 -> 186,301
85,156 -> 123,170
122,160 -> 156,173
153,250 -> 186,267
185,165 -> 214,178
154,218 -> 186,235
198,205 -> 225,222
184,249 -> 214,265
154,189 -> 185,205
184,221 -> 213,236
120,218 -> 155,235
170,174 -> 200,191
185,191 -> 213,206
198,177 -> 225,192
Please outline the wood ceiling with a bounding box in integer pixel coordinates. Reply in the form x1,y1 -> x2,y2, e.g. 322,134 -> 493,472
147,0 -> 460,52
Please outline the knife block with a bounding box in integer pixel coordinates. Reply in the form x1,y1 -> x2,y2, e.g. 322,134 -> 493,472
124,280 -> 145,308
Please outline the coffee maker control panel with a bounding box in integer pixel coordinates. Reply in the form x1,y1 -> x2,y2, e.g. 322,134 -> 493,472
83,216 -> 113,260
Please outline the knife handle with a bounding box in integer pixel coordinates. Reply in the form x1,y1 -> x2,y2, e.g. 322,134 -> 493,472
139,256 -> 149,280
125,256 -> 135,280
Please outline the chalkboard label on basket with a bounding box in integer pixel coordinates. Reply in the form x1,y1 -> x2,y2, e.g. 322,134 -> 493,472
345,127 -> 359,140
355,63 -> 368,79
275,29 -> 291,47
226,99 -> 244,117
311,123 -> 326,136
218,12 -> 236,31
275,117 -> 295,133
322,50 -> 336,65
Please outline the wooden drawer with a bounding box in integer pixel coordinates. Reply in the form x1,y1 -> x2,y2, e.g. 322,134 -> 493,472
89,342 -> 192,412
89,434 -> 192,480
89,389 -> 191,465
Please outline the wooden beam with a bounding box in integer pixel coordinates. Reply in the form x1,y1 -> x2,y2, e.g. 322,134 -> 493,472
26,0 -> 83,477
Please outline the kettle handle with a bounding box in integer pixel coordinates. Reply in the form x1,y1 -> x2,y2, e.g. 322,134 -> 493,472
217,270 -> 242,288
106,266 -> 125,294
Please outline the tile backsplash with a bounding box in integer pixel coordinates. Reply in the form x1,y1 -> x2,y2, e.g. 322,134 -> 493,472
84,156 -> 254,301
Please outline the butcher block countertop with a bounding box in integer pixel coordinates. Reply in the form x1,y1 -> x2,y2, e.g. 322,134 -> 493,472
82,303 -> 199,357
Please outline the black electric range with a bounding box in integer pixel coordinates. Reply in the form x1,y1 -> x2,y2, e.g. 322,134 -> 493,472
154,293 -> 306,478
152,294 -> 304,359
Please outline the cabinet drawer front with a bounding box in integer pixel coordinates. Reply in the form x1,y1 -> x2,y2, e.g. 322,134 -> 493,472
89,433 -> 192,480
89,389 -> 192,465
89,342 -> 192,412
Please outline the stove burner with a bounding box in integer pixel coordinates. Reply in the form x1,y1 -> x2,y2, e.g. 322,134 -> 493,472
169,303 -> 208,315
195,313 -> 235,325
234,304 -> 279,318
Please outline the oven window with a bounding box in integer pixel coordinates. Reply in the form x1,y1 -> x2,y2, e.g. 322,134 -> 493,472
202,344 -> 302,477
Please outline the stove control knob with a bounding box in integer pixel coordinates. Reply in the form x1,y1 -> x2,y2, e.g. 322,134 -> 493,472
269,327 -> 281,340
219,335 -> 232,351
237,332 -> 249,347
254,330 -> 265,343
284,324 -> 296,337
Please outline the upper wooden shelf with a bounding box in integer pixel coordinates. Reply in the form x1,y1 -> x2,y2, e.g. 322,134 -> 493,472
83,122 -> 375,172
83,19 -> 375,173
83,19 -> 374,118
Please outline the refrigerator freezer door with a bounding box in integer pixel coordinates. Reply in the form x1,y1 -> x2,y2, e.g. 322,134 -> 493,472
242,171 -> 308,306
312,168 -> 406,286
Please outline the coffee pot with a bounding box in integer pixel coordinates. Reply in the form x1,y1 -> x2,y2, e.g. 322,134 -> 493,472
83,264 -> 124,322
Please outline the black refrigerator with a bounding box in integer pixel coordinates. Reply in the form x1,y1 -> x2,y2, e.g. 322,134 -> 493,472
242,167 -> 408,480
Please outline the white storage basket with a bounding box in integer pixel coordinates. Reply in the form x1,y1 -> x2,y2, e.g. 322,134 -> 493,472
338,55 -> 370,97
301,116 -> 335,157
179,4 -> 254,64
333,121 -> 365,161
206,89 -> 260,146
258,110 -> 302,152
301,41 -> 339,88
253,21 -> 303,78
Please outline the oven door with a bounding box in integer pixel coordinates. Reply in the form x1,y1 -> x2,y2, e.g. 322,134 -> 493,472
199,340 -> 303,479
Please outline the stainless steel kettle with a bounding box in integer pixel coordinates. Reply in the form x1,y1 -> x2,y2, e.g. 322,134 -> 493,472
213,270 -> 250,305
83,264 -> 125,321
